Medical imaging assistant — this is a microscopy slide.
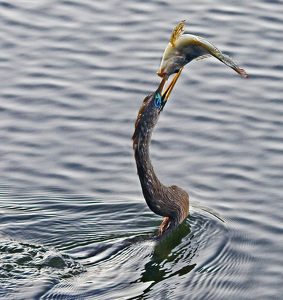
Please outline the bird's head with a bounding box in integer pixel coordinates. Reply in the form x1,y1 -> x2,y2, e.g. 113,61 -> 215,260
132,69 -> 183,148
142,68 -> 183,116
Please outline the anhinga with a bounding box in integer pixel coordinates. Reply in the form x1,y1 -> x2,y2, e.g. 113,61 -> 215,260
132,20 -> 248,239
132,70 -> 189,239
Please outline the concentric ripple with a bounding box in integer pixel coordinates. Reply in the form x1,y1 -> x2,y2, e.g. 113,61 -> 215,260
0,0 -> 282,299
39,207 -> 256,300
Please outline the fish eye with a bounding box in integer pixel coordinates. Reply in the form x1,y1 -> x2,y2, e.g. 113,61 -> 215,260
154,93 -> 162,108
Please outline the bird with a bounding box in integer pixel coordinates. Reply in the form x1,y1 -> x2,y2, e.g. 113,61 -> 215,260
157,20 -> 248,79
132,69 -> 189,239
132,21 -> 248,240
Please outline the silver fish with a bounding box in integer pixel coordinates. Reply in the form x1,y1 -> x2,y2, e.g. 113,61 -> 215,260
157,20 -> 248,78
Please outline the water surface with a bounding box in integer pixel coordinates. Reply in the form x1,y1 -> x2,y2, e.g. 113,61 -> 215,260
0,0 -> 283,299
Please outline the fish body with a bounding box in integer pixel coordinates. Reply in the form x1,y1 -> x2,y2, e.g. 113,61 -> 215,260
157,21 -> 248,78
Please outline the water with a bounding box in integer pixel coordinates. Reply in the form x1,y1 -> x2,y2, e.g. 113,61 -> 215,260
0,0 -> 282,299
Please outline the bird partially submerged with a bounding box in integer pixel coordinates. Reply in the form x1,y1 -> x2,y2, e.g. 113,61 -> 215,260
133,70 -> 189,239
133,21 -> 248,240
157,20 -> 248,78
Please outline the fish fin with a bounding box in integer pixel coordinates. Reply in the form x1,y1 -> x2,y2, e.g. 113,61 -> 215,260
232,67 -> 249,78
194,54 -> 212,61
169,20 -> 186,47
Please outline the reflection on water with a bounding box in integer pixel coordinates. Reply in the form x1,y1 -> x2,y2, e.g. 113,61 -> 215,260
1,199 -> 236,300
137,220 -> 196,285
1,0 -> 283,299
40,208 -> 245,300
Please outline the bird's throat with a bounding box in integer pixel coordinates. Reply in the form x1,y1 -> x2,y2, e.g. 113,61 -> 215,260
134,131 -> 166,217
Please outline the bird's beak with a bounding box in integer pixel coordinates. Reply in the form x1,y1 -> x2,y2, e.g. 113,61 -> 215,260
158,67 -> 183,103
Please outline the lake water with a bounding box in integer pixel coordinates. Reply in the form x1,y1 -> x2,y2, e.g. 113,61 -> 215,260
0,0 -> 282,299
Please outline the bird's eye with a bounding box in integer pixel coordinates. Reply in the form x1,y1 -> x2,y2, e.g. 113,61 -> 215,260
154,93 -> 162,108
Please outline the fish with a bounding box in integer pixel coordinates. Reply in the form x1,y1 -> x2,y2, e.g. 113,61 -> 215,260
157,20 -> 248,78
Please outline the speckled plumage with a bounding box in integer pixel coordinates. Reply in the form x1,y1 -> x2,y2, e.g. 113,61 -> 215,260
132,74 -> 189,239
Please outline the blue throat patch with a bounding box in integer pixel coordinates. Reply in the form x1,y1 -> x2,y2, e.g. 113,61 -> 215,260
154,92 -> 162,108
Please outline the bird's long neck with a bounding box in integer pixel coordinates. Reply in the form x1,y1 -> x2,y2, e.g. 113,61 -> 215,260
133,123 -> 189,239
132,83 -> 189,239
133,115 -> 166,217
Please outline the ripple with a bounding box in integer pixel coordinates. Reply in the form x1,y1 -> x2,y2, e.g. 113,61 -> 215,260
0,0 -> 282,299
0,237 -> 84,300
39,207 -> 256,300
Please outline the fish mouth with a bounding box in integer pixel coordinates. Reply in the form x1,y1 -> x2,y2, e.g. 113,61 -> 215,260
157,68 -> 164,77
157,67 -> 183,103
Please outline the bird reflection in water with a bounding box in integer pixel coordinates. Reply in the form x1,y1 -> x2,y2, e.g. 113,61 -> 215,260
130,217 -> 197,295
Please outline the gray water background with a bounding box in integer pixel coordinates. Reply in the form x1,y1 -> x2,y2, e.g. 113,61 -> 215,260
0,0 -> 283,299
